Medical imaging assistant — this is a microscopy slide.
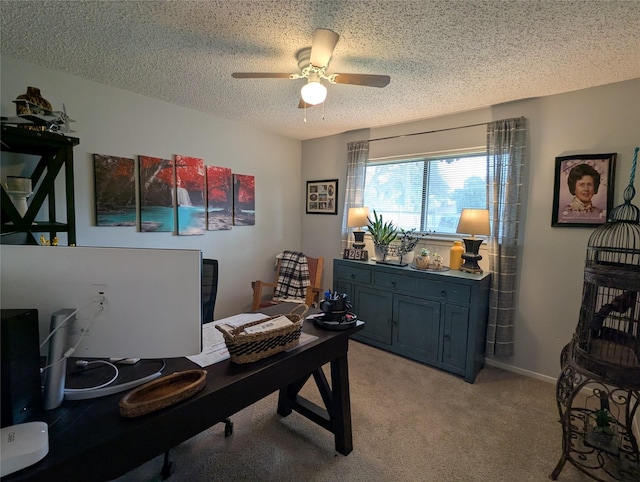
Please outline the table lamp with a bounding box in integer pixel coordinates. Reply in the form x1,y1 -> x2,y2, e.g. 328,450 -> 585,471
5,176 -> 33,217
347,207 -> 370,249
456,208 -> 490,274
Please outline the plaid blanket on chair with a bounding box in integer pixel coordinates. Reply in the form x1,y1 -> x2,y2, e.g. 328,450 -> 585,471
273,251 -> 310,300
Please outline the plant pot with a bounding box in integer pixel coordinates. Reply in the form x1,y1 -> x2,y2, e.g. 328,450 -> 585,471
414,255 -> 430,270
585,427 -> 620,455
400,250 -> 415,265
374,244 -> 388,261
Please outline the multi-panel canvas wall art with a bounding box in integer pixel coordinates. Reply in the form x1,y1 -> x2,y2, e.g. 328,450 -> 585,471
93,154 -> 136,226
138,155 -> 175,232
206,165 -> 233,230
175,155 -> 205,235
233,174 -> 255,226
93,152 -> 255,235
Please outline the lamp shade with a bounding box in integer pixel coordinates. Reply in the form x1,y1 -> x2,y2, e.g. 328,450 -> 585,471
347,207 -> 370,228
456,209 -> 490,237
300,81 -> 327,105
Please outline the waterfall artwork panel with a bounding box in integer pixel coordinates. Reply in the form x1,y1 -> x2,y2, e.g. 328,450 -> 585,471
233,174 -> 255,226
206,165 -> 233,230
175,155 -> 205,235
93,154 -> 135,226
138,155 -> 175,232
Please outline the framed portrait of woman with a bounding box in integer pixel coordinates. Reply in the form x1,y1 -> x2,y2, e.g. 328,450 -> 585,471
551,153 -> 616,227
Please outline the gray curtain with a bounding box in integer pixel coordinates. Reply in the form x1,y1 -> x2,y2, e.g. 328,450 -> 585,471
341,141 -> 369,251
485,117 -> 526,358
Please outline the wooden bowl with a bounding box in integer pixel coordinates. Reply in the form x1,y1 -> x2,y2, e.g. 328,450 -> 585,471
119,369 -> 207,418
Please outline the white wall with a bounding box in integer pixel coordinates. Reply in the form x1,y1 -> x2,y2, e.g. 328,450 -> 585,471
301,128 -> 369,288
301,78 -> 640,381
3,53 -> 638,380
1,55 -> 302,318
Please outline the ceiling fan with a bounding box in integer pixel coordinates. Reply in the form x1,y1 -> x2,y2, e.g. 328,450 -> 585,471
232,28 -> 391,108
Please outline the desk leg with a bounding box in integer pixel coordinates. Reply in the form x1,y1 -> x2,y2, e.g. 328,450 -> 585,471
331,353 -> 353,455
277,374 -> 310,416
277,354 -> 353,456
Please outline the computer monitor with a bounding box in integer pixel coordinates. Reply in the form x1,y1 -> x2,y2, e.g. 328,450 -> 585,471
0,245 -> 202,360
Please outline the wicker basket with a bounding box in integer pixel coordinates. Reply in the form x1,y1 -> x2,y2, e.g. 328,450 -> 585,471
119,369 -> 207,418
216,304 -> 309,363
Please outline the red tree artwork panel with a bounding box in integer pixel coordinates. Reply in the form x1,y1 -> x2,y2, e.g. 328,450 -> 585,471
233,174 -> 255,226
138,155 -> 175,232
206,165 -> 232,230
93,154 -> 135,226
175,155 -> 205,235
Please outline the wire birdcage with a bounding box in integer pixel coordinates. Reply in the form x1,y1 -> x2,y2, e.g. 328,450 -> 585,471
572,148 -> 640,388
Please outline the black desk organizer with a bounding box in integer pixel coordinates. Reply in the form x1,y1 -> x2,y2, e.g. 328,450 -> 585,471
312,313 -> 358,331
314,293 -> 358,330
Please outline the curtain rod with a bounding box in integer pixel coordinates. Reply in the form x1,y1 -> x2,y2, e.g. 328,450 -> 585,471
368,121 -> 488,143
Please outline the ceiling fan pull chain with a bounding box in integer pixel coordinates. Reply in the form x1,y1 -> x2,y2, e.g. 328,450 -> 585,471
304,103 -> 307,123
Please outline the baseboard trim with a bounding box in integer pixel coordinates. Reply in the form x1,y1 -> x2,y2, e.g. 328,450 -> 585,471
483,358 -> 640,438
484,358 -> 558,385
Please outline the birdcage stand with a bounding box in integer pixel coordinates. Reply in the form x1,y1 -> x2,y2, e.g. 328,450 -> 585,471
550,340 -> 640,481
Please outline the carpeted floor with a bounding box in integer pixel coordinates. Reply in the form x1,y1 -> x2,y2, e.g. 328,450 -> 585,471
114,340 -> 593,481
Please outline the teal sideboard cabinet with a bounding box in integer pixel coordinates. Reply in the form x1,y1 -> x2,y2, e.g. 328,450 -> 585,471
333,258 -> 491,383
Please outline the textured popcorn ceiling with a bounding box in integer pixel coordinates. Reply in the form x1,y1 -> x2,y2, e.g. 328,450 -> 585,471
1,0 -> 639,141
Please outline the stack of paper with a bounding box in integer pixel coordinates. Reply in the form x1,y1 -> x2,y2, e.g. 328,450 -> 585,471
243,315 -> 291,334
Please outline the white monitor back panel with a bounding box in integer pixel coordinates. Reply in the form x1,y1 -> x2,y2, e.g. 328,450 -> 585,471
0,245 -> 202,359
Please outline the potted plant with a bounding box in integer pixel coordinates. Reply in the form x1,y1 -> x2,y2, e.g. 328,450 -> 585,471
587,408 -> 618,453
432,253 -> 443,270
396,228 -> 424,265
367,210 -> 397,261
414,248 -> 431,270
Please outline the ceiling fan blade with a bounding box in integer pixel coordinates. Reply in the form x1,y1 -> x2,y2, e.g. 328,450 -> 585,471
331,73 -> 390,88
309,28 -> 340,68
232,72 -> 293,79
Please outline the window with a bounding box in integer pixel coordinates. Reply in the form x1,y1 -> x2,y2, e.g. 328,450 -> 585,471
363,151 -> 487,234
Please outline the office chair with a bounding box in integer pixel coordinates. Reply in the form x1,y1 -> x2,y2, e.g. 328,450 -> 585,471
201,259 -> 233,435
161,258 -> 231,479
251,252 -> 324,311
202,258 -> 218,323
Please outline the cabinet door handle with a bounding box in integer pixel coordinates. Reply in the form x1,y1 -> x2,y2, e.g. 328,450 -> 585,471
351,274 -> 355,279
391,281 -> 396,288
441,290 -> 447,298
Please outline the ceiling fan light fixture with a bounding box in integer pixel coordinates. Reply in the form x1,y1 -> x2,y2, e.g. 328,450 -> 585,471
300,80 -> 327,105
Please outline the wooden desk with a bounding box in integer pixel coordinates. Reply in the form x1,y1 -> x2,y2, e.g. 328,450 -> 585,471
3,304 -> 363,482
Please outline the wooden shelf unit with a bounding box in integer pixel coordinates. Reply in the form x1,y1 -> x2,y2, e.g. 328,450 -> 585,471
1,125 -> 79,245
